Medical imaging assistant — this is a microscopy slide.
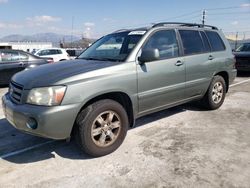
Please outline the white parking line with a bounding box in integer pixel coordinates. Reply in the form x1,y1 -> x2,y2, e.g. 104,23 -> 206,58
230,78 -> 250,88
0,140 -> 56,159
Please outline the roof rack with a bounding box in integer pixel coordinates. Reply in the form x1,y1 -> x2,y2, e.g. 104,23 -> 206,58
152,22 -> 218,30
112,29 -> 129,33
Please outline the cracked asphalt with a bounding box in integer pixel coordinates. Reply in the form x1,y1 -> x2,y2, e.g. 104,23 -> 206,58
0,72 -> 250,188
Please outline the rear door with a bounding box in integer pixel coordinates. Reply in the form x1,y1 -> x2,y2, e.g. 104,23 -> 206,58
0,50 -> 28,84
137,29 -> 186,114
178,29 -> 214,98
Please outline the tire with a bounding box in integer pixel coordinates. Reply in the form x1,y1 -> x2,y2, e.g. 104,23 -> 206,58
74,99 -> 129,157
201,75 -> 226,110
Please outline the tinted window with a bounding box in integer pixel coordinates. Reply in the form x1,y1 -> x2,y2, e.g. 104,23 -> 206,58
236,43 -> 250,52
200,31 -> 211,52
179,30 -> 205,55
37,50 -> 49,56
205,31 -> 225,51
18,52 -> 29,60
0,51 -> 21,62
57,50 -> 62,54
49,49 -> 59,55
143,30 -> 179,59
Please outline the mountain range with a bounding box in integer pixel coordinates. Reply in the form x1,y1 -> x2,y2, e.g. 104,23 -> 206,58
0,33 -> 82,45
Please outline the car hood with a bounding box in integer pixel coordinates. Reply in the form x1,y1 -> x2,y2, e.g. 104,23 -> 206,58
12,59 -> 122,89
233,52 -> 250,58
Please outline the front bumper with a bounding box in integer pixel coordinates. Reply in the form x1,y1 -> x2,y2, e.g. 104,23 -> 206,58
2,93 -> 80,139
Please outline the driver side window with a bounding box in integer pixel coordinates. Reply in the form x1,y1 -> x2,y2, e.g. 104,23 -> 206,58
143,30 -> 179,59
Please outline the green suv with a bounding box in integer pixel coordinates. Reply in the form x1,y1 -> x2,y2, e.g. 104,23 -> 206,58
2,23 -> 237,157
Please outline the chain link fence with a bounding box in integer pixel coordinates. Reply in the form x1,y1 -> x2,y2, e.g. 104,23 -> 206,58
224,31 -> 250,50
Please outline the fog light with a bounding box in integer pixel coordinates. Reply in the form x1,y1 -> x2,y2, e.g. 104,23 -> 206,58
26,118 -> 38,130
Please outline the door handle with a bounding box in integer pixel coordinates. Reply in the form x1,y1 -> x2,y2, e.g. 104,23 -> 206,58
175,60 -> 184,66
208,55 -> 214,60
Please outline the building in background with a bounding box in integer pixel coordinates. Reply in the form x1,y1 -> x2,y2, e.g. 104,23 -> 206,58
0,42 -> 52,53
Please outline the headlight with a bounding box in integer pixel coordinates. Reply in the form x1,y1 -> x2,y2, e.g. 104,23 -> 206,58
27,86 -> 66,106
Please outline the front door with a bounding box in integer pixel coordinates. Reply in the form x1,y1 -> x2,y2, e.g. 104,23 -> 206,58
137,29 -> 186,115
0,50 -> 28,84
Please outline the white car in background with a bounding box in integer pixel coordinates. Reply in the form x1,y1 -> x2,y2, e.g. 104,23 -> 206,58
35,48 -> 70,62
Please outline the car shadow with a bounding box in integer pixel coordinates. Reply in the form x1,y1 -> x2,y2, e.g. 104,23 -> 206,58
1,103 -> 204,164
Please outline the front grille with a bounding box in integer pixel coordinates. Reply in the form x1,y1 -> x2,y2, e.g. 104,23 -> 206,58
9,81 -> 24,104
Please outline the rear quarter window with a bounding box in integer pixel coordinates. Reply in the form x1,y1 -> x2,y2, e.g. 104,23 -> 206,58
205,31 -> 226,52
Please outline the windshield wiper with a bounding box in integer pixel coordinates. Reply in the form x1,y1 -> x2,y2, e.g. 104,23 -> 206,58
78,57 -> 101,61
78,57 -> 122,62
99,58 -> 122,62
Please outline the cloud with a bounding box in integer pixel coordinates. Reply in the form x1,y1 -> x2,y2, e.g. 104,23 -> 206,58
241,3 -> 250,7
0,22 -> 23,29
83,22 -> 95,38
26,15 -> 61,26
84,22 -> 95,27
231,21 -> 238,25
0,0 -> 8,4
103,18 -> 116,23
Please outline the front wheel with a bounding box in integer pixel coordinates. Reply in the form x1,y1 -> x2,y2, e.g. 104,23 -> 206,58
201,75 -> 226,110
74,99 -> 129,157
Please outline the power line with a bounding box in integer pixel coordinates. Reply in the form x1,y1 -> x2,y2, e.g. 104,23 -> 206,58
206,6 -> 244,11
208,11 -> 250,16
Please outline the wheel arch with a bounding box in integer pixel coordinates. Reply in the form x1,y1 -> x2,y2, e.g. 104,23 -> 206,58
214,71 -> 229,92
71,91 -> 135,137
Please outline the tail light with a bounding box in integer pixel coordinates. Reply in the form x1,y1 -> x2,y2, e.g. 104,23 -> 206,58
47,58 -> 54,63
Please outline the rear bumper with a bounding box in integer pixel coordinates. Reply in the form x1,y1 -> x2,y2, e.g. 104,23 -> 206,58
2,93 -> 80,139
229,69 -> 237,85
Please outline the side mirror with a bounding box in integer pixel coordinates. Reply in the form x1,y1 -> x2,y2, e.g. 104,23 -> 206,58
138,48 -> 160,64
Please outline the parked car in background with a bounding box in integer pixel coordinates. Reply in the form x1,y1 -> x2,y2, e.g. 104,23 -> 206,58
234,43 -> 250,71
0,49 -> 53,85
35,48 -> 70,62
66,49 -> 84,59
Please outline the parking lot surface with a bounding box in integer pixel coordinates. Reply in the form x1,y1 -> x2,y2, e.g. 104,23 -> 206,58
0,73 -> 250,188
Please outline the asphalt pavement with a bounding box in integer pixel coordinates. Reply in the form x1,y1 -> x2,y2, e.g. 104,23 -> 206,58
0,72 -> 250,188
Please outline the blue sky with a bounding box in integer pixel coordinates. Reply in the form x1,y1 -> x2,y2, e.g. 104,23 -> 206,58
0,0 -> 249,39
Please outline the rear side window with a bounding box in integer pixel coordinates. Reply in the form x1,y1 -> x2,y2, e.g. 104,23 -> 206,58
205,31 -> 225,51
57,50 -> 63,54
0,51 -> 20,62
49,49 -> 60,55
179,30 -> 205,55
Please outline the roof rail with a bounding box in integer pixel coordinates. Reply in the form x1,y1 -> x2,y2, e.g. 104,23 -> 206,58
112,29 -> 129,33
152,22 -> 218,30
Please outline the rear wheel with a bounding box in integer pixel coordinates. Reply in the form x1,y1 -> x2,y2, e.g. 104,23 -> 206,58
201,75 -> 226,110
74,99 -> 129,157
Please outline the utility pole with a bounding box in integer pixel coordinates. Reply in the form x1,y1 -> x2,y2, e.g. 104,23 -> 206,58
202,9 -> 206,26
235,32 -> 238,50
71,16 -> 74,48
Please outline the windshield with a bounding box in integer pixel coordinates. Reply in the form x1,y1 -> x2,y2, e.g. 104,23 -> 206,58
78,31 -> 145,62
236,43 -> 250,52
